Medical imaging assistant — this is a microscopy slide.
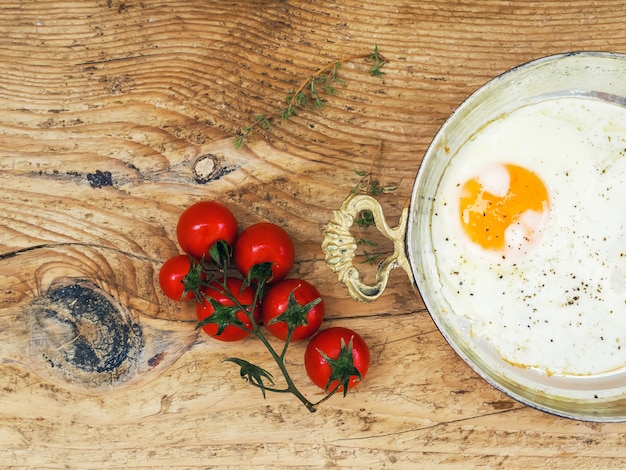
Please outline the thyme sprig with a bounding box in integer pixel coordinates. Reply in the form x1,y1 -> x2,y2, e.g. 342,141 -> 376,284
235,45 -> 388,149
350,142 -> 397,265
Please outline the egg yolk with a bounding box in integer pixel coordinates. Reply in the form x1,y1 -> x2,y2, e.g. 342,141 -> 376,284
459,164 -> 550,250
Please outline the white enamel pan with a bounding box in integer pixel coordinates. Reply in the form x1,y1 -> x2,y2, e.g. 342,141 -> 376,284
322,52 -> 626,421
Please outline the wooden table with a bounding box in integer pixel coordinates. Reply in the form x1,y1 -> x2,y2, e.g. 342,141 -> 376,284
2,1 -> 626,468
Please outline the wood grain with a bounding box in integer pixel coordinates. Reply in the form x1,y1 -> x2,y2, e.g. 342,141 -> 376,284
2,0 -> 626,467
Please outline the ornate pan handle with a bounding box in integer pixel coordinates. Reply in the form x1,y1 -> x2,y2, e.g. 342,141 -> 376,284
322,195 -> 413,302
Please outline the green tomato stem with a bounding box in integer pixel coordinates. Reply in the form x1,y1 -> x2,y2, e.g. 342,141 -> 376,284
250,328 -> 318,413
209,269 -> 332,413
279,326 -> 295,361
312,383 -> 340,408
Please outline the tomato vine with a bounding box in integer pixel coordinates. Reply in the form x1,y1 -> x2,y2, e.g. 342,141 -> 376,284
160,202 -> 370,412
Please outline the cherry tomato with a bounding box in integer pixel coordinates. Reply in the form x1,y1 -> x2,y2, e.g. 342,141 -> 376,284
196,277 -> 259,342
176,201 -> 238,260
261,279 -> 324,341
159,254 -> 199,301
233,222 -> 295,283
304,327 -> 370,392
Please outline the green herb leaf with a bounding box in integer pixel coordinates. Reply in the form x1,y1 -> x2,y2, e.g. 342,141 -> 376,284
359,250 -> 385,265
332,61 -> 341,79
313,97 -> 324,109
255,114 -> 272,131
294,91 -> 307,107
323,84 -> 337,95
356,238 -> 378,247
281,105 -> 296,121
234,134 -> 246,149
367,44 -> 387,76
355,209 -> 376,228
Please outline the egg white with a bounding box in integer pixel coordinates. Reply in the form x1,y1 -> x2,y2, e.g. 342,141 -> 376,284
431,97 -> 626,376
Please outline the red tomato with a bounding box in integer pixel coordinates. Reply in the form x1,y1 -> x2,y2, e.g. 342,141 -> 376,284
159,254 -> 199,301
261,279 -> 324,341
304,327 -> 370,392
233,222 -> 295,283
176,201 -> 238,260
196,277 -> 259,342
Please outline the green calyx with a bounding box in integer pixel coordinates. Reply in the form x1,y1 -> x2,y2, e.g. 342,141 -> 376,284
317,336 -> 362,397
268,290 -> 321,331
209,240 -> 233,270
181,256 -> 205,303
196,296 -> 249,335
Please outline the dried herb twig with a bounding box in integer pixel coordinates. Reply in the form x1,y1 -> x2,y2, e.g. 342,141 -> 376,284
351,142 -> 397,265
235,45 -> 388,149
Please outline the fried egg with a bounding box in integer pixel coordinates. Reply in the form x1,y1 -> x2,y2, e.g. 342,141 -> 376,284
431,97 -> 626,376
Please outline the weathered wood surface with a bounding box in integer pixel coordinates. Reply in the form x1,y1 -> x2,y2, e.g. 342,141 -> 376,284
1,1 -> 626,468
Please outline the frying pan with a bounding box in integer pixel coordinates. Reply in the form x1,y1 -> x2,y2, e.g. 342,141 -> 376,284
322,52 -> 626,421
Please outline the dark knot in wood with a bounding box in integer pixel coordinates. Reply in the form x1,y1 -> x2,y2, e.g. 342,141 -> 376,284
29,281 -> 144,390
